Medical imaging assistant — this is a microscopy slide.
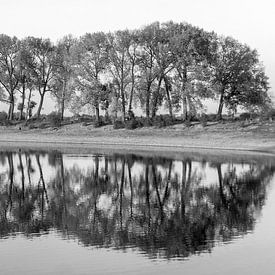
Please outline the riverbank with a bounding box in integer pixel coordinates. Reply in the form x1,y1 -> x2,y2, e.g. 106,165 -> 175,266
0,120 -> 274,156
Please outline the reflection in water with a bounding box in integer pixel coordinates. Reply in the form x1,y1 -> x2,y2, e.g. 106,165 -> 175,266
0,151 -> 274,260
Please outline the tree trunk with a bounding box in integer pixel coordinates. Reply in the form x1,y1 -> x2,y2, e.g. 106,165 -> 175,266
26,89 -> 32,120
128,67 -> 135,113
145,84 -> 151,119
60,98 -> 65,121
60,82 -> 66,121
182,96 -> 188,121
121,86 -> 126,122
95,103 -> 100,122
19,85 -> 26,121
164,77 -> 173,118
151,76 -> 163,118
217,87 -> 225,120
8,94 -> 14,120
36,92 -> 45,118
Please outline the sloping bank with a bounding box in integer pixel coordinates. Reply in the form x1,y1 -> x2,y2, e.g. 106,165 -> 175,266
0,126 -> 274,158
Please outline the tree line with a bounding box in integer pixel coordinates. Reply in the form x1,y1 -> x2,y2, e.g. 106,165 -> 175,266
0,21 -> 271,122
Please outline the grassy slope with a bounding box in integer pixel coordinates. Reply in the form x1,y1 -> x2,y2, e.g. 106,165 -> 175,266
0,120 -> 274,154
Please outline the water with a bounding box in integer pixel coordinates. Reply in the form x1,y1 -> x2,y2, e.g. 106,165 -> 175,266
0,149 -> 275,274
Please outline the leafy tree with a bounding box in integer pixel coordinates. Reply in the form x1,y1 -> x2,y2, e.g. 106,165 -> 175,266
72,32 -> 109,122
107,30 -> 132,121
0,34 -> 20,120
170,23 -> 214,120
27,37 -> 56,118
16,37 -> 37,120
51,35 -> 76,120
210,36 -> 270,119
136,23 -> 159,119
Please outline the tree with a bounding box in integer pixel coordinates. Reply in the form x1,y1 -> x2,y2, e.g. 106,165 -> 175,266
27,37 -> 56,118
16,37 -> 36,120
73,32 -> 109,122
51,35 -> 76,120
136,23 -> 159,119
0,35 -> 20,120
170,23 -> 214,120
126,30 -> 139,114
210,36 -> 270,119
107,30 -> 132,121
150,22 -> 175,118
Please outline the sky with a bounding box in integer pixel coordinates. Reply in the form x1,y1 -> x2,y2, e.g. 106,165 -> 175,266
0,0 -> 274,113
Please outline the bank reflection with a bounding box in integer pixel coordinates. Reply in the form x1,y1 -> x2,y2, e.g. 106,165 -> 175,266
0,151 -> 274,260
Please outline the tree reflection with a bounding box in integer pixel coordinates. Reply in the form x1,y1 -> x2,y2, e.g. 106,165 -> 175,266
0,151 -> 274,259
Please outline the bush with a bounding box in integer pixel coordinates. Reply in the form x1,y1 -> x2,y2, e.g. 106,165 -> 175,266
205,113 -> 218,122
125,118 -> 140,130
141,117 -> 152,127
113,120 -> 125,129
150,115 -> 174,128
93,120 -> 105,128
261,108 -> 275,121
38,122 -> 48,129
47,112 -> 62,127
239,112 -> 259,121
184,119 -> 192,127
0,111 -> 8,121
198,114 -> 207,127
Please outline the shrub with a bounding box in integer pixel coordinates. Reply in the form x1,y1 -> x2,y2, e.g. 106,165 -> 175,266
205,113 -> 218,122
93,120 -> 105,128
184,119 -> 191,127
28,124 -> 37,130
47,112 -> 62,127
125,118 -> 140,130
38,122 -> 48,129
261,108 -> 275,121
199,114 -> 207,127
113,120 -> 125,129
0,111 -> 8,121
239,112 -> 255,121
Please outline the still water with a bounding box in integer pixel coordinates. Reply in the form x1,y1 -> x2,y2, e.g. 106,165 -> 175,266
0,149 -> 275,274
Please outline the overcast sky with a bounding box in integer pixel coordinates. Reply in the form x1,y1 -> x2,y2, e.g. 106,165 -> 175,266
0,0 -> 274,112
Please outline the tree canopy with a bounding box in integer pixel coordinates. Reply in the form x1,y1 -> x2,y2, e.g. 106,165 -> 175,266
0,21 -> 271,121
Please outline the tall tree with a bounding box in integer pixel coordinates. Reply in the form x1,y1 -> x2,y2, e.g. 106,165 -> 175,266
16,38 -> 36,120
170,24 -> 213,120
51,35 -> 76,120
72,32 -> 109,122
27,37 -> 55,118
150,22 -> 175,118
136,23 -> 159,119
107,30 -> 132,121
210,36 -> 270,119
0,35 -> 20,120
126,30 -> 139,114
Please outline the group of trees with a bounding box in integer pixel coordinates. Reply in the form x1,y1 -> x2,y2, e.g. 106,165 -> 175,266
0,21 -> 271,122
0,151 -> 274,258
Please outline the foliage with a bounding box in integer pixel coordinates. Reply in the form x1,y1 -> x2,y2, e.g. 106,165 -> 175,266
113,120 -> 125,129
46,112 -> 62,127
0,111 -> 8,121
0,21 -> 271,123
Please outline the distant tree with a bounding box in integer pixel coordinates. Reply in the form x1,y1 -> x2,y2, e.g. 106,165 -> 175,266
0,34 -> 20,120
27,37 -> 56,118
51,35 -> 76,120
107,30 -> 133,121
16,38 -> 37,120
126,30 -> 139,114
150,22 -> 175,118
170,23 -> 214,120
136,23 -> 159,119
210,36 -> 270,119
72,32 -> 109,122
